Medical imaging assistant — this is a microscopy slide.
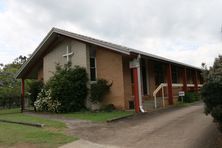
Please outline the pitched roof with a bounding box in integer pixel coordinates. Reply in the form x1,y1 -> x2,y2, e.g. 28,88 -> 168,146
16,27 -> 201,78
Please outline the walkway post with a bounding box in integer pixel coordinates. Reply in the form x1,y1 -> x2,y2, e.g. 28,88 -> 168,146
133,68 -> 140,113
21,78 -> 25,113
182,68 -> 188,92
167,64 -> 173,105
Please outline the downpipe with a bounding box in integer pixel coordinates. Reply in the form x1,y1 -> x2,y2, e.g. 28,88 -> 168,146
137,54 -> 145,113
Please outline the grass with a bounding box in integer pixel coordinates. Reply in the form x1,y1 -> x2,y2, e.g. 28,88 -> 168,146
0,108 -> 134,146
0,108 -> 77,148
0,108 -> 20,114
0,111 -> 65,129
64,111 -> 134,122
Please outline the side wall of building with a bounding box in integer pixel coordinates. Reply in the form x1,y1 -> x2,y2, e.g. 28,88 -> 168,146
96,47 -> 126,109
43,39 -> 126,109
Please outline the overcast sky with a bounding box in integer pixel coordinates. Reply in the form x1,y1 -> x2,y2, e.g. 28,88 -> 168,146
0,0 -> 222,67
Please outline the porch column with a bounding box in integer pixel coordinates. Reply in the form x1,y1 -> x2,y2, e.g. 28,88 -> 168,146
167,64 -> 173,105
182,68 -> 187,92
133,68 -> 140,113
21,78 -> 25,112
194,71 -> 198,92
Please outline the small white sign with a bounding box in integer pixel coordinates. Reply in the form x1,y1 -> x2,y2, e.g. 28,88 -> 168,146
179,91 -> 185,97
129,59 -> 140,68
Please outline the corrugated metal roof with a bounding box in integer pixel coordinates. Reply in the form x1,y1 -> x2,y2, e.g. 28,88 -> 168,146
16,27 -> 201,78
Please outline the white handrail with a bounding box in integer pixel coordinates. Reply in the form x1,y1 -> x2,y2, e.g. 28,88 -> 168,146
152,83 -> 203,109
172,84 -> 183,87
198,84 -> 203,87
187,84 -> 195,87
153,83 -> 167,109
187,84 -> 203,87
153,83 -> 167,95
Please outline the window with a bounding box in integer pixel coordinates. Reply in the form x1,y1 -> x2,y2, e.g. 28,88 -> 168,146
172,67 -> 178,83
90,46 -> 96,81
90,57 -> 96,81
154,63 -> 164,86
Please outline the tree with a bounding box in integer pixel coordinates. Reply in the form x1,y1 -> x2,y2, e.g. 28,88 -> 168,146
201,55 -> 222,131
0,55 -> 27,108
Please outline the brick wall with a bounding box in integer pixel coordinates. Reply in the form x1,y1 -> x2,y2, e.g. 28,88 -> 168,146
96,47 -> 125,109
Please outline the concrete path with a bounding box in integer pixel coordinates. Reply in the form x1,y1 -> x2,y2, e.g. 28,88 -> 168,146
63,102 -> 221,148
60,139 -> 118,148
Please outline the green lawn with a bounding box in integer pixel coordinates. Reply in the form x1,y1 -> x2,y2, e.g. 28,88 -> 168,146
0,108 -> 76,148
64,111 -> 134,122
0,108 -> 134,147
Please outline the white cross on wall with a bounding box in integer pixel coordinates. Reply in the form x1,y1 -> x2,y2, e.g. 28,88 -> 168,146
63,45 -> 74,63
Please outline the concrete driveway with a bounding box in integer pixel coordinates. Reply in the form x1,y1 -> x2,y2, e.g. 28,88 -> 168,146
62,102 -> 221,148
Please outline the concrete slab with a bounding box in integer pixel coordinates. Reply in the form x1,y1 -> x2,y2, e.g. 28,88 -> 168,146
60,139 -> 119,148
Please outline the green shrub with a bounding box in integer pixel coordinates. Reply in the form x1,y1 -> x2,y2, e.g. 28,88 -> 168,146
183,92 -> 199,103
211,105 -> 222,132
28,80 -> 43,107
201,55 -> 222,131
0,87 -> 20,108
201,79 -> 222,129
90,79 -> 112,103
46,64 -> 88,112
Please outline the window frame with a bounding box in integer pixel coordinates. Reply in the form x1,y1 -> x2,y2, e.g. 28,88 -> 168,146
89,45 -> 97,82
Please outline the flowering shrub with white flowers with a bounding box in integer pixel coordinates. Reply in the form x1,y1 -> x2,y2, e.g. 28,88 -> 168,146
34,89 -> 61,113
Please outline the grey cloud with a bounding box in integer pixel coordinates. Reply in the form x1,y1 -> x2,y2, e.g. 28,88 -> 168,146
0,0 -> 222,66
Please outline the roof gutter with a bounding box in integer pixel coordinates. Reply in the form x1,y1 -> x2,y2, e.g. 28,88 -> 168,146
129,49 -> 202,71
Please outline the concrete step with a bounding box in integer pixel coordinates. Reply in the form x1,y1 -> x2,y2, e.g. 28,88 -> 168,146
143,98 -> 164,110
